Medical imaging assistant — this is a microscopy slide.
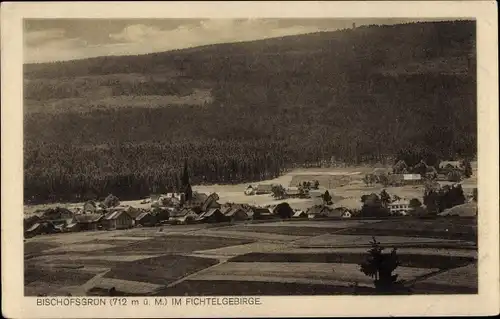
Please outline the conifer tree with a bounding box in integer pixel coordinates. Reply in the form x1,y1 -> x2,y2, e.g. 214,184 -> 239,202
181,159 -> 193,201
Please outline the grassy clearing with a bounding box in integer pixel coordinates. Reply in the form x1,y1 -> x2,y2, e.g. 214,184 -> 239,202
341,220 -> 476,241
228,252 -> 475,269
99,235 -> 254,254
339,228 -> 476,241
103,255 -> 218,285
356,218 -> 477,231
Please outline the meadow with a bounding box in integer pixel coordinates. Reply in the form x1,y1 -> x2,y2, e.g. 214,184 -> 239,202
24,217 -> 478,296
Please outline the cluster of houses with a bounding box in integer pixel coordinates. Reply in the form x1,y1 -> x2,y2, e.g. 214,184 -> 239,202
24,188 -> 361,238
23,206 -> 143,238
23,191 -> 277,238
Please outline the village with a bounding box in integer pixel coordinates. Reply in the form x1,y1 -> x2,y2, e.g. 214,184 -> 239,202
23,158 -> 479,297
23,159 -> 477,239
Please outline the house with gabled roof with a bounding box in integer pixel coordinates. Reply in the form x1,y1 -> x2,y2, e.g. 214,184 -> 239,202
24,215 -> 42,232
196,208 -> 228,223
201,193 -> 222,212
307,205 -> 334,219
220,206 -> 232,215
169,208 -> 198,225
72,213 -> 104,231
125,207 -> 145,220
102,210 -> 133,230
25,221 -> 57,238
224,206 -> 249,221
292,210 -> 307,218
249,207 -> 275,220
184,192 -> 209,208
135,212 -> 157,227
331,207 -> 353,219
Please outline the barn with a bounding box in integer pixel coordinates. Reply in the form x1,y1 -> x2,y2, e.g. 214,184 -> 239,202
102,211 -> 134,230
73,214 -> 104,231
135,212 -> 157,227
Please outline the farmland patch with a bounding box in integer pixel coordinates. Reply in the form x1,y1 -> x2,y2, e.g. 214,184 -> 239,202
411,263 -> 477,293
103,255 -> 218,285
25,241 -> 60,255
187,262 -> 438,287
225,226 -> 339,236
293,234 -> 475,249
340,219 -> 477,241
25,266 -> 95,287
228,252 -> 476,269
99,235 -> 254,254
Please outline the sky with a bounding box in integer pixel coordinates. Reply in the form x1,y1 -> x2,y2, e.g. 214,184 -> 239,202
24,18 -> 452,64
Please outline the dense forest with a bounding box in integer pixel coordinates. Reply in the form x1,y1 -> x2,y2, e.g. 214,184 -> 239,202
23,20 -> 477,203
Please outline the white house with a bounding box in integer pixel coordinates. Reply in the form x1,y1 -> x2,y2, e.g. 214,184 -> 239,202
403,174 -> 422,185
388,199 -> 411,216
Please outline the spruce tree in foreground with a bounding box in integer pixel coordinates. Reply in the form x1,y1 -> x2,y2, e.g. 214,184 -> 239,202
359,237 -> 408,294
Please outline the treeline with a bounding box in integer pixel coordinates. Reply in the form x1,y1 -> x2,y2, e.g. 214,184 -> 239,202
24,78 -> 195,101
24,140 -> 286,203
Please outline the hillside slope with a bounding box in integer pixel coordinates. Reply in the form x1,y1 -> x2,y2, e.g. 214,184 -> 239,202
23,21 -> 477,203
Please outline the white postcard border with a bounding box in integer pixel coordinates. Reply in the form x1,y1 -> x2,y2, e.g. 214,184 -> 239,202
1,1 -> 498,318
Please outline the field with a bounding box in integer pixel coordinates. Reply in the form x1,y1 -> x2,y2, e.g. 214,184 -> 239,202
25,217 -> 477,296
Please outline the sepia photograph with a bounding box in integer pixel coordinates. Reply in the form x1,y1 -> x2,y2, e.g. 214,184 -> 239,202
22,16 -> 479,297
2,1 -> 499,318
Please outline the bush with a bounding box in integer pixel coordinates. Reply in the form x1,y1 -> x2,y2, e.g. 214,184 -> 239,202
359,237 -> 408,293
274,202 -> 293,219
102,194 -> 120,208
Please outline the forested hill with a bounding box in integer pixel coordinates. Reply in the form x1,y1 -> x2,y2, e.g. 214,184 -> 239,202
24,20 -> 477,203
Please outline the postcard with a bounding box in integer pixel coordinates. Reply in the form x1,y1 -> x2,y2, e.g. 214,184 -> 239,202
1,1 -> 499,317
